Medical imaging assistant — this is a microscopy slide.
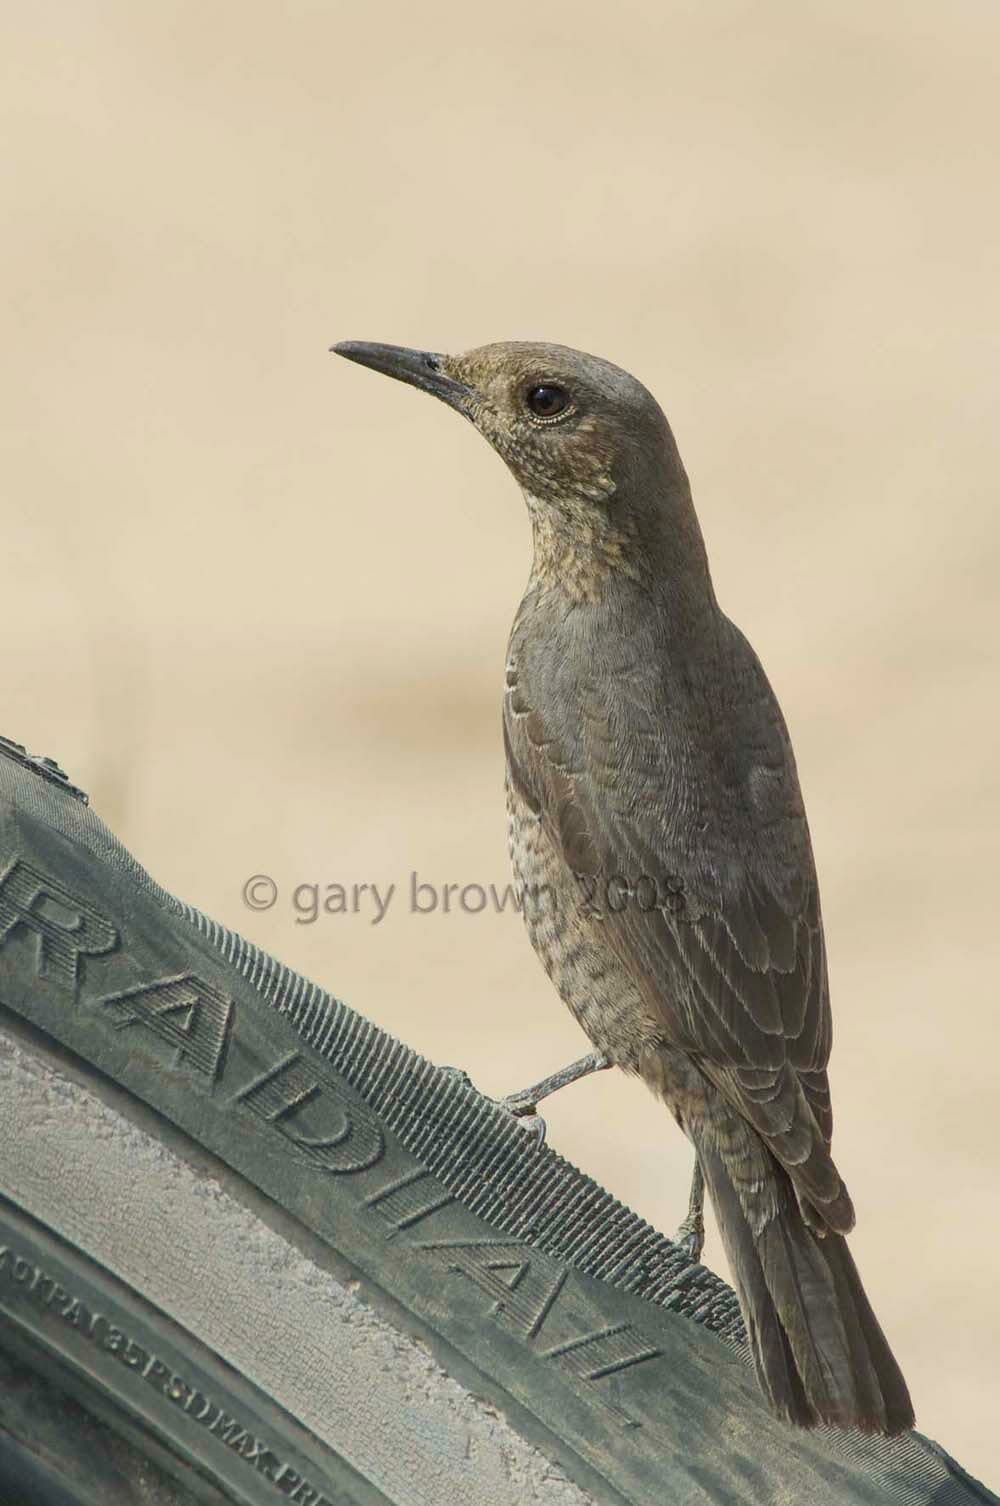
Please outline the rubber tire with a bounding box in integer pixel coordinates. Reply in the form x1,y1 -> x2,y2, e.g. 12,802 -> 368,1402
0,736 -> 993,1506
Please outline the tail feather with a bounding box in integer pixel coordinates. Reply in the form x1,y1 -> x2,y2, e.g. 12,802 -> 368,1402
699,1141 -> 914,1434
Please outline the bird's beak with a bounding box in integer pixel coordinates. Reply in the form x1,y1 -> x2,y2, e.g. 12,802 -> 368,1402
331,341 -> 472,415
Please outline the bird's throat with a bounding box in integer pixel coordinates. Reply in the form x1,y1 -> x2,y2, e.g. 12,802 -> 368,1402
525,496 -> 644,605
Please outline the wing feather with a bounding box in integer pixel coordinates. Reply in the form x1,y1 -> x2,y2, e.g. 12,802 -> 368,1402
504,648 -> 851,1231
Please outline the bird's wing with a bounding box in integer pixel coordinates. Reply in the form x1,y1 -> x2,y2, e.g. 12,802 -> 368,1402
504,651 -> 851,1231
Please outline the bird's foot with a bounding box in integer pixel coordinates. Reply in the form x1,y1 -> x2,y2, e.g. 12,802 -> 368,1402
495,1090 -> 548,1147
490,1051 -> 613,1148
438,1064 -> 547,1144
673,1208 -> 705,1264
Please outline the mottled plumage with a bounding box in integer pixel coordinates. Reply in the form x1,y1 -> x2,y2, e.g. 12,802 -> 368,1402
334,336 -> 914,1434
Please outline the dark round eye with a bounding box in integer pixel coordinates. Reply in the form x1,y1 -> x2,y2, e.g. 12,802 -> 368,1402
526,383 -> 570,419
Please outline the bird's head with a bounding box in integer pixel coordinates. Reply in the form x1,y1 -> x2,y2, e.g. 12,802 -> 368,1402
332,338 -> 705,601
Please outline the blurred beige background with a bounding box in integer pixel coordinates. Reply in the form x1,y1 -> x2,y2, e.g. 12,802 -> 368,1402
2,0 -> 998,1483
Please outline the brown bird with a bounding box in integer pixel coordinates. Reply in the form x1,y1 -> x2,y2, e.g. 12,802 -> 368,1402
333,337 -> 914,1435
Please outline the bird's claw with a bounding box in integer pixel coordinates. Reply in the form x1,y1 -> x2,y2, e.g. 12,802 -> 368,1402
496,1093 -> 548,1147
500,1090 -> 538,1119
674,1211 -> 705,1265
438,1067 -> 547,1145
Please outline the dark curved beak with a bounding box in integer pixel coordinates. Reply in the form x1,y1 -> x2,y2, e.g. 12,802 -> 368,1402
331,340 -> 472,414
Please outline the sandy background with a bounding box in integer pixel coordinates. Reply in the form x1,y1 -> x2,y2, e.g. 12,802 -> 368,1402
2,0 -> 998,1484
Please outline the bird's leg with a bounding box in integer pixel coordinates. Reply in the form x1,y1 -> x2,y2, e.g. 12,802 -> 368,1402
498,1051 -> 612,1145
673,1157 -> 705,1263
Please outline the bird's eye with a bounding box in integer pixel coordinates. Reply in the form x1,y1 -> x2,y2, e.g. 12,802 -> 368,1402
526,384 -> 570,420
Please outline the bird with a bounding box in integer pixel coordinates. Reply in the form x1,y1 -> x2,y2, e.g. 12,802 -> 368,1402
332,337 -> 915,1436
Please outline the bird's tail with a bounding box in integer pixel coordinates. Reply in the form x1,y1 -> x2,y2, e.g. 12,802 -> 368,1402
699,1141 -> 914,1433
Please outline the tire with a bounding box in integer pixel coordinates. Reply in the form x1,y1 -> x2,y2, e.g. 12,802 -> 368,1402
0,735 -> 993,1506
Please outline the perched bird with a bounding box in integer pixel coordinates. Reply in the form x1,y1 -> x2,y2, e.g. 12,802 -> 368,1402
332,337 -> 914,1435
